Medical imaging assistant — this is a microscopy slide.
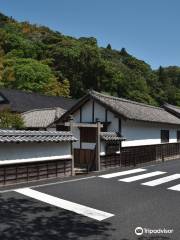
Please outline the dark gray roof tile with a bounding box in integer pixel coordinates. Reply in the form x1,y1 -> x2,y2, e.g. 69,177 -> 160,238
90,91 -> 180,125
0,130 -> 77,143
0,89 -> 77,112
100,132 -> 126,141
22,107 -> 66,128
163,103 -> 180,118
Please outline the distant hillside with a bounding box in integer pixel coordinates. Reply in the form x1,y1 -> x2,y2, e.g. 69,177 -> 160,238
0,12 -> 180,106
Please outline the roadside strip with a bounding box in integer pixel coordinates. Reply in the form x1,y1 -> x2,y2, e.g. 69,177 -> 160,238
0,176 -> 97,193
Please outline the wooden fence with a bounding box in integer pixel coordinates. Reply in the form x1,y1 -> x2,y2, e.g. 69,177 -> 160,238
100,142 -> 180,170
0,159 -> 72,186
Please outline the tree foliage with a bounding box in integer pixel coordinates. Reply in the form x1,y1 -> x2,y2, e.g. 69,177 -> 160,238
1,58 -> 69,96
0,108 -> 24,129
0,12 -> 180,106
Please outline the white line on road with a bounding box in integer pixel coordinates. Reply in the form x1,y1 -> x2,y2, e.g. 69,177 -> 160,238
119,171 -> 166,182
168,184 -> 180,191
99,168 -> 146,179
141,174 -> 180,186
32,176 -> 97,189
15,188 -> 114,221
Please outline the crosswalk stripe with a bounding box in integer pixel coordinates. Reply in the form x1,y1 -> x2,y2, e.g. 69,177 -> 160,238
141,174 -> 180,186
119,171 -> 166,182
99,168 -> 146,179
168,184 -> 180,192
15,188 -> 114,221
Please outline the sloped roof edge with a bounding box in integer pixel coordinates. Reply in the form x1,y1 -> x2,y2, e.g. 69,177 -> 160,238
55,90 -> 180,126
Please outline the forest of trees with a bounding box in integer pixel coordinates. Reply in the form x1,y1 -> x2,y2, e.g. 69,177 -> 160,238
1,12 -> 180,106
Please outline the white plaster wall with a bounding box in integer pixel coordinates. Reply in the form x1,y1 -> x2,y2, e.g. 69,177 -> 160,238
80,100 -> 108,123
72,127 -> 80,148
0,142 -> 71,161
170,129 -> 177,143
81,100 -> 119,130
73,100 -> 107,149
121,120 -> 179,147
100,141 -> 106,155
94,101 -> 105,122
72,109 -> 81,148
82,143 -> 96,149
81,101 -> 92,122
107,110 -> 119,132
74,109 -> 80,122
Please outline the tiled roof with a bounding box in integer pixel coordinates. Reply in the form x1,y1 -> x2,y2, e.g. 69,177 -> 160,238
0,130 -> 77,143
56,90 -> 180,126
0,89 -> 77,112
163,103 -> 180,118
90,91 -> 180,125
101,132 -> 126,141
22,108 -> 66,128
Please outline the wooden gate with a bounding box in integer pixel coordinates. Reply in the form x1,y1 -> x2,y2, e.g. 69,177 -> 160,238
74,148 -> 96,172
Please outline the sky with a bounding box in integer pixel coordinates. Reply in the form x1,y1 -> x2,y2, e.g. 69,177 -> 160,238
0,0 -> 180,69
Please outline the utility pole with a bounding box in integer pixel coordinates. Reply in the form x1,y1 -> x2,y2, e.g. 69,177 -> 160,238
96,118 -> 101,171
69,115 -> 75,176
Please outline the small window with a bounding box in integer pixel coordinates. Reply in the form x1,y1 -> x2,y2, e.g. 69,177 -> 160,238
161,130 -> 169,143
177,131 -> 180,142
80,127 -> 96,143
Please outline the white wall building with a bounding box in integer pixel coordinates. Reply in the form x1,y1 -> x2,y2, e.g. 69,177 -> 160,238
55,91 -> 180,156
0,130 -> 77,186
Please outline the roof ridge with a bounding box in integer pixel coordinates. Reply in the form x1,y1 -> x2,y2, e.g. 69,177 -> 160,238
164,103 -> 180,109
22,107 -> 64,115
0,129 -> 72,135
90,90 -> 164,110
0,88 -> 74,100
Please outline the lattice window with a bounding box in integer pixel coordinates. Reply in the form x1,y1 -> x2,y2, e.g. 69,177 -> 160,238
161,130 -> 169,143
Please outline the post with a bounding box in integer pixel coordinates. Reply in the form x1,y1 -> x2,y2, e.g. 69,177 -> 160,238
162,144 -> 164,162
96,119 -> 101,171
69,115 -> 75,176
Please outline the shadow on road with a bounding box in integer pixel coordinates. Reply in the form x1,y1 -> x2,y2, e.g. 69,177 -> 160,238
138,237 -> 171,240
0,194 -> 115,240
120,237 -> 171,240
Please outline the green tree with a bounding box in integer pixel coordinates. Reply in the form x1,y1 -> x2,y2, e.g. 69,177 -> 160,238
106,44 -> 112,50
59,79 -> 70,97
2,58 -> 70,96
2,11 -> 180,107
0,108 -> 24,129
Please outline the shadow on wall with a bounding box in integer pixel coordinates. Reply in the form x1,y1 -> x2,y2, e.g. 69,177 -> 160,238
0,193 -> 115,240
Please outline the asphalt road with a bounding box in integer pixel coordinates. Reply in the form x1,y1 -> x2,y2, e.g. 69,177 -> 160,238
1,159 -> 180,240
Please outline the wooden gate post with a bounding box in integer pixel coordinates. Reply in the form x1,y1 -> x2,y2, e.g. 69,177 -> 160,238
96,119 -> 101,171
69,115 -> 75,176
162,145 -> 165,162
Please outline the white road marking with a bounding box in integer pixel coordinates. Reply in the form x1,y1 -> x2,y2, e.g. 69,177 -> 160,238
99,168 -> 146,179
168,184 -> 180,192
119,171 -> 166,182
141,174 -> 180,186
32,176 -> 97,189
15,188 -> 114,221
0,176 -> 97,193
